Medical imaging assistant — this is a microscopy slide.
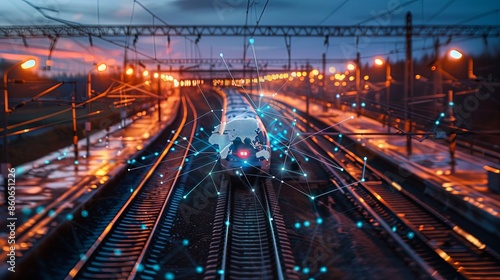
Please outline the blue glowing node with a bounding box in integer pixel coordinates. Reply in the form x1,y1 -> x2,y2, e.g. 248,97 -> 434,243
141,224 -> 147,230
45,160 -> 50,164
130,188 -> 134,193
81,210 -> 88,218
218,270 -> 224,275
48,210 -> 56,217
137,264 -> 144,272
449,101 -> 454,106
249,38 -> 255,44
182,239 -> 189,246
320,266 -> 327,273
339,134 -> 342,138
165,272 -> 175,279
303,220 -> 311,227
407,231 -> 415,239
440,112 -> 445,117
114,249 -> 122,256
361,102 -> 366,107
292,108 -> 296,112
153,264 -> 161,271
302,267 -> 310,274
305,157 -> 309,162
66,213 -> 74,221
200,127 -> 204,131
435,120 -> 440,125
196,266 -> 204,274
22,207 -> 31,215
356,221 -> 363,228
294,266 -> 300,271
155,152 -> 159,156
219,53 -> 224,57
141,156 -> 146,160
392,226 -> 397,232
316,217 -> 323,224
294,222 -> 301,229
363,156 -> 367,161
36,206 -> 44,214
352,103 -> 357,107
336,94 -> 340,98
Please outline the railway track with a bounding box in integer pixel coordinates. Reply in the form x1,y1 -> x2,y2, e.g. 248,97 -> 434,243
274,101 -> 500,279
204,176 -> 298,280
65,94 -> 197,279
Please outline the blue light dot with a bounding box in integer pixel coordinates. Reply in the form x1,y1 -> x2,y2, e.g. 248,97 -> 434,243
130,188 -> 134,193
352,103 -> 357,107
81,210 -> 88,218
304,220 -> 311,227
74,160 -> 79,165
292,108 -> 296,112
392,226 -> 397,232
356,221 -> 363,228
249,38 -> 254,44
316,217 -> 323,224
114,249 -> 122,256
294,222 -> 301,229
22,207 -> 31,215
305,157 -> 309,162
200,127 -> 204,131
45,160 -> 50,164
407,231 -> 415,239
294,266 -> 300,271
165,272 -> 175,279
153,264 -> 161,271
155,152 -> 159,156
310,196 -> 315,200
361,102 -> 366,107
196,266 -> 204,274
136,264 -> 144,272
336,94 -> 340,98
449,101 -> 454,106
171,147 -> 175,151
218,270 -> 224,275
182,239 -> 189,246
320,266 -> 327,273
440,112 -> 445,117
185,158 -> 189,162
66,213 -> 73,221
48,210 -> 56,217
363,156 -> 367,161
141,156 -> 146,160
302,267 -> 310,274
219,52 -> 223,57
36,206 -> 44,214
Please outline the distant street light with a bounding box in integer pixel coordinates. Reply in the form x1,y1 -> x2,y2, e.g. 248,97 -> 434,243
448,49 -> 476,80
2,58 -> 36,204
374,57 -> 392,132
86,63 -> 107,158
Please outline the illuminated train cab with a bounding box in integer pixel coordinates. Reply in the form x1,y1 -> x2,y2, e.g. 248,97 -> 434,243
209,88 -> 270,177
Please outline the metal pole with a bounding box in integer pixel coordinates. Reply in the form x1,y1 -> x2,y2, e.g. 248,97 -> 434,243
2,68 -> 10,205
86,70 -> 92,158
386,59 -> 391,133
404,12 -> 413,157
448,90 -> 456,173
355,51 -> 361,117
71,82 -> 79,166
157,64 -> 161,123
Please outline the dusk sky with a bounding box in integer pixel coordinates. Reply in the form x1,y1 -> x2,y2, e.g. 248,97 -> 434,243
1,0 -> 499,74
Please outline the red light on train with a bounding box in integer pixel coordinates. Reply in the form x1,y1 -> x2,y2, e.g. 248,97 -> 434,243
238,150 -> 250,159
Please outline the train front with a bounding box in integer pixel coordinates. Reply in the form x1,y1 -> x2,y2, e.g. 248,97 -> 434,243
209,117 -> 270,177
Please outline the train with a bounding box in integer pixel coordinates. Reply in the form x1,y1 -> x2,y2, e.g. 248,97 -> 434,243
208,88 -> 271,177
